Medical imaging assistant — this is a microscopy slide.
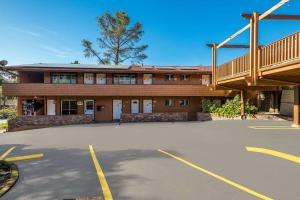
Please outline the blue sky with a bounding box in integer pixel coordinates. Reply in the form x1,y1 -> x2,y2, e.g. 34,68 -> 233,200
0,0 -> 300,66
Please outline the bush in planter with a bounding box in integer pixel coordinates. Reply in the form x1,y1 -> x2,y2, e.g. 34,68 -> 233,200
202,99 -> 220,113
214,95 -> 241,118
0,108 -> 16,120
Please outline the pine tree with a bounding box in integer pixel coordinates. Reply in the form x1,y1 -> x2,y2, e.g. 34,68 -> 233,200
82,11 -> 148,65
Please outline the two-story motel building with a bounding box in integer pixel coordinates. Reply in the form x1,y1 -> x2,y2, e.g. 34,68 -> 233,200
2,64 -> 226,121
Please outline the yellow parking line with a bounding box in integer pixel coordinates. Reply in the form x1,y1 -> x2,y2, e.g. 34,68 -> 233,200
0,146 -> 15,160
89,145 -> 113,200
158,149 -> 273,200
5,153 -> 44,162
248,126 -> 300,130
246,147 -> 300,164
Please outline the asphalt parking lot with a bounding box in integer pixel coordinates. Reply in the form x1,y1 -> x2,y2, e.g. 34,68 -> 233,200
1,120 -> 300,200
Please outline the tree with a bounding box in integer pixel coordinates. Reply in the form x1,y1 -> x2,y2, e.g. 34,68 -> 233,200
70,60 -> 80,64
82,11 -> 148,65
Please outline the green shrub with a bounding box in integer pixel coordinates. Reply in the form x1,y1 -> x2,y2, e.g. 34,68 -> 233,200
0,108 -> 16,120
0,122 -> 7,129
202,99 -> 220,113
202,95 -> 258,118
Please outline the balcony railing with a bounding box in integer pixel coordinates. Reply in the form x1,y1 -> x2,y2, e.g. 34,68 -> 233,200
216,54 -> 250,80
215,31 -> 300,82
259,31 -> 300,69
2,83 -> 226,97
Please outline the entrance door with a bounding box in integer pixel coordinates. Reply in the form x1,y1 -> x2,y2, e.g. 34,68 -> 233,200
131,99 -> 139,113
47,99 -> 56,116
113,99 -> 123,120
143,99 -> 153,113
84,100 -> 95,119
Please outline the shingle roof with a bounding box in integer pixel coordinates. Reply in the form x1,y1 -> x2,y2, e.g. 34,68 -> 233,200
3,63 -> 211,72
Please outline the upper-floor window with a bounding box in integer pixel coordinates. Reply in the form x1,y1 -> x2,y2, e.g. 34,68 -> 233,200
165,74 -> 176,81
180,74 -> 191,81
179,99 -> 190,107
51,73 -> 77,84
96,73 -> 106,84
113,74 -> 136,84
165,99 -> 174,107
84,73 -> 94,84
143,74 -> 153,85
202,74 -> 211,85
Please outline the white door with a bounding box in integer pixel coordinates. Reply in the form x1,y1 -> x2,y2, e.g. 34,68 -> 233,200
84,100 -> 94,119
143,99 -> 153,113
113,99 -> 122,120
47,99 -> 56,116
131,99 -> 139,113
143,74 -> 153,84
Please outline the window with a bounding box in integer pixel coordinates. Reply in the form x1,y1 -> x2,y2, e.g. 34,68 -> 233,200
180,99 -> 189,107
96,73 -> 106,84
61,100 -> 77,115
113,74 -> 137,84
202,74 -> 211,85
165,99 -> 174,107
180,74 -> 191,81
51,73 -> 77,84
143,74 -> 153,84
165,74 -> 175,81
84,73 -> 94,84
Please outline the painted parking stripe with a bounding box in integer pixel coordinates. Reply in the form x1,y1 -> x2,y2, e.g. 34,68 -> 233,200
246,147 -> 300,164
158,149 -> 273,200
0,146 -> 15,160
89,145 -> 113,200
5,153 -> 44,162
248,126 -> 300,130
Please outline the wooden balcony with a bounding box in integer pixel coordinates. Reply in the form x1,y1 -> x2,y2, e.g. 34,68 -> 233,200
215,31 -> 300,87
2,83 -> 226,97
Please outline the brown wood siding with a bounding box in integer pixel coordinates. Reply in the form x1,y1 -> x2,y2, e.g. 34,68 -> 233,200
3,83 -> 226,97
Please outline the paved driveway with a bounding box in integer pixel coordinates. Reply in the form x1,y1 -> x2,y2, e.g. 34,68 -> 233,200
1,120 -> 300,200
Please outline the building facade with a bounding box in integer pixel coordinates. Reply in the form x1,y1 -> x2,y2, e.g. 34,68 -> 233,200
3,64 -> 227,121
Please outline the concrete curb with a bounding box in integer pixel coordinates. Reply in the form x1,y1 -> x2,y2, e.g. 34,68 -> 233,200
0,161 -> 19,198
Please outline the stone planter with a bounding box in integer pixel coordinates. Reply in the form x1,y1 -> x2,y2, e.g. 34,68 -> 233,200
8,115 -> 93,132
121,112 -> 188,123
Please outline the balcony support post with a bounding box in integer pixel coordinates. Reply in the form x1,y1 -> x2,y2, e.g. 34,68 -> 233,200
249,12 -> 259,85
212,44 -> 217,90
241,90 -> 246,118
293,86 -> 300,127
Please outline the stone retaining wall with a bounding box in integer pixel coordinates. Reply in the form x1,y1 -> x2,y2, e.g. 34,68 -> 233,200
8,115 -> 93,132
197,112 -> 290,121
121,112 -> 188,123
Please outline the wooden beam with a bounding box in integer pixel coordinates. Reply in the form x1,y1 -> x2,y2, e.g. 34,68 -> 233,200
293,86 -> 300,127
217,0 -> 289,48
242,14 -> 300,21
207,44 -> 250,49
211,44 -> 217,89
259,78 -> 300,85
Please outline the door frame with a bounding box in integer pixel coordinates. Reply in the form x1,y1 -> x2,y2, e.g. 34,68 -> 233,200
112,99 -> 123,121
131,99 -> 139,114
84,99 -> 95,120
143,99 -> 153,113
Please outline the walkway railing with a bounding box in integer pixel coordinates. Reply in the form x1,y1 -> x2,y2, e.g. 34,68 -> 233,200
216,31 -> 300,81
216,54 -> 250,80
259,31 -> 300,69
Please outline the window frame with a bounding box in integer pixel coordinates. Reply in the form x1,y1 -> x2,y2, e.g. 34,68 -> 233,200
51,73 -> 77,84
180,74 -> 191,81
179,99 -> 190,107
113,74 -> 137,85
165,99 -> 175,107
61,100 -> 78,115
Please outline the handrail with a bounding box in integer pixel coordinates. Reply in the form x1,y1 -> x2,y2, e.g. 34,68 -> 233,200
216,54 -> 250,80
215,31 -> 300,81
259,31 -> 300,69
